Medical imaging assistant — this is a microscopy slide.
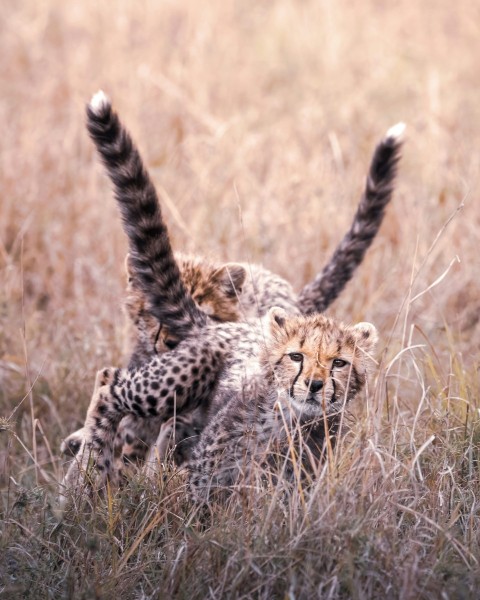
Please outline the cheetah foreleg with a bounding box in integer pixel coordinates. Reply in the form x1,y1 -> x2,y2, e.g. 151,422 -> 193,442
60,367 -> 117,457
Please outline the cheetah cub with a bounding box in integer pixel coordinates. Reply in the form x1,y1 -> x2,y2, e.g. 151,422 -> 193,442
187,307 -> 377,502
62,90 -> 403,470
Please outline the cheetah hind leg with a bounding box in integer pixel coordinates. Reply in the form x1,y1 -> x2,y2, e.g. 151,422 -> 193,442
62,334 -> 226,498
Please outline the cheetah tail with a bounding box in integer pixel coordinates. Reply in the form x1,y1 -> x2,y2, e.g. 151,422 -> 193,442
298,123 -> 405,314
86,91 -> 207,337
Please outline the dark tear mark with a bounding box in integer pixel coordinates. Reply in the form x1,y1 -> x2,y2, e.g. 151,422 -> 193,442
290,356 -> 304,398
330,367 -> 337,403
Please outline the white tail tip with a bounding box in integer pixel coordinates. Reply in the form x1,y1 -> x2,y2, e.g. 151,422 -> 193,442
89,90 -> 110,115
385,122 -> 406,141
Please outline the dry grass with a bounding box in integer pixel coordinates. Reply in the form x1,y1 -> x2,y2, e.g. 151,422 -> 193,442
1,0 -> 479,597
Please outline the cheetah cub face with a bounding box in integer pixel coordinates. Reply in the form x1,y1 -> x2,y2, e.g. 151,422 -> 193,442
263,308 -> 378,419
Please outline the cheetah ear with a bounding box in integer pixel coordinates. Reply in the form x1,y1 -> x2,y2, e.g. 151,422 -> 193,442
351,322 -> 378,353
210,263 -> 247,299
268,307 -> 288,333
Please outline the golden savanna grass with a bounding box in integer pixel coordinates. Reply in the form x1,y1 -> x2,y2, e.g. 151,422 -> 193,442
1,0 -> 479,597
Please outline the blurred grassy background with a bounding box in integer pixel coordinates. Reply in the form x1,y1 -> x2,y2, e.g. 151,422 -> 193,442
1,0 -> 479,596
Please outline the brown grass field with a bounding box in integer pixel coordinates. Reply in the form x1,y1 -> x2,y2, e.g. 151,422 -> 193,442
1,0 -> 480,597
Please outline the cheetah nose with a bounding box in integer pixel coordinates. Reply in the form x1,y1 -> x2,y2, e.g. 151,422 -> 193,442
306,379 -> 324,393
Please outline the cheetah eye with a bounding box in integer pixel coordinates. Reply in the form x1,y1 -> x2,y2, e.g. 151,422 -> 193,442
288,352 -> 303,362
164,339 -> 179,350
332,359 -> 348,369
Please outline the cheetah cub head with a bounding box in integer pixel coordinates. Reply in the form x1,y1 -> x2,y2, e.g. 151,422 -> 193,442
124,252 -> 247,352
262,307 -> 378,419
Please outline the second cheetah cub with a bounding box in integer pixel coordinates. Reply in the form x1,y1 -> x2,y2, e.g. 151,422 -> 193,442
188,308 -> 377,502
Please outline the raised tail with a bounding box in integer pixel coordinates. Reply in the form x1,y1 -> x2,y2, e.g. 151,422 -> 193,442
86,91 -> 207,337
298,123 -> 405,314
